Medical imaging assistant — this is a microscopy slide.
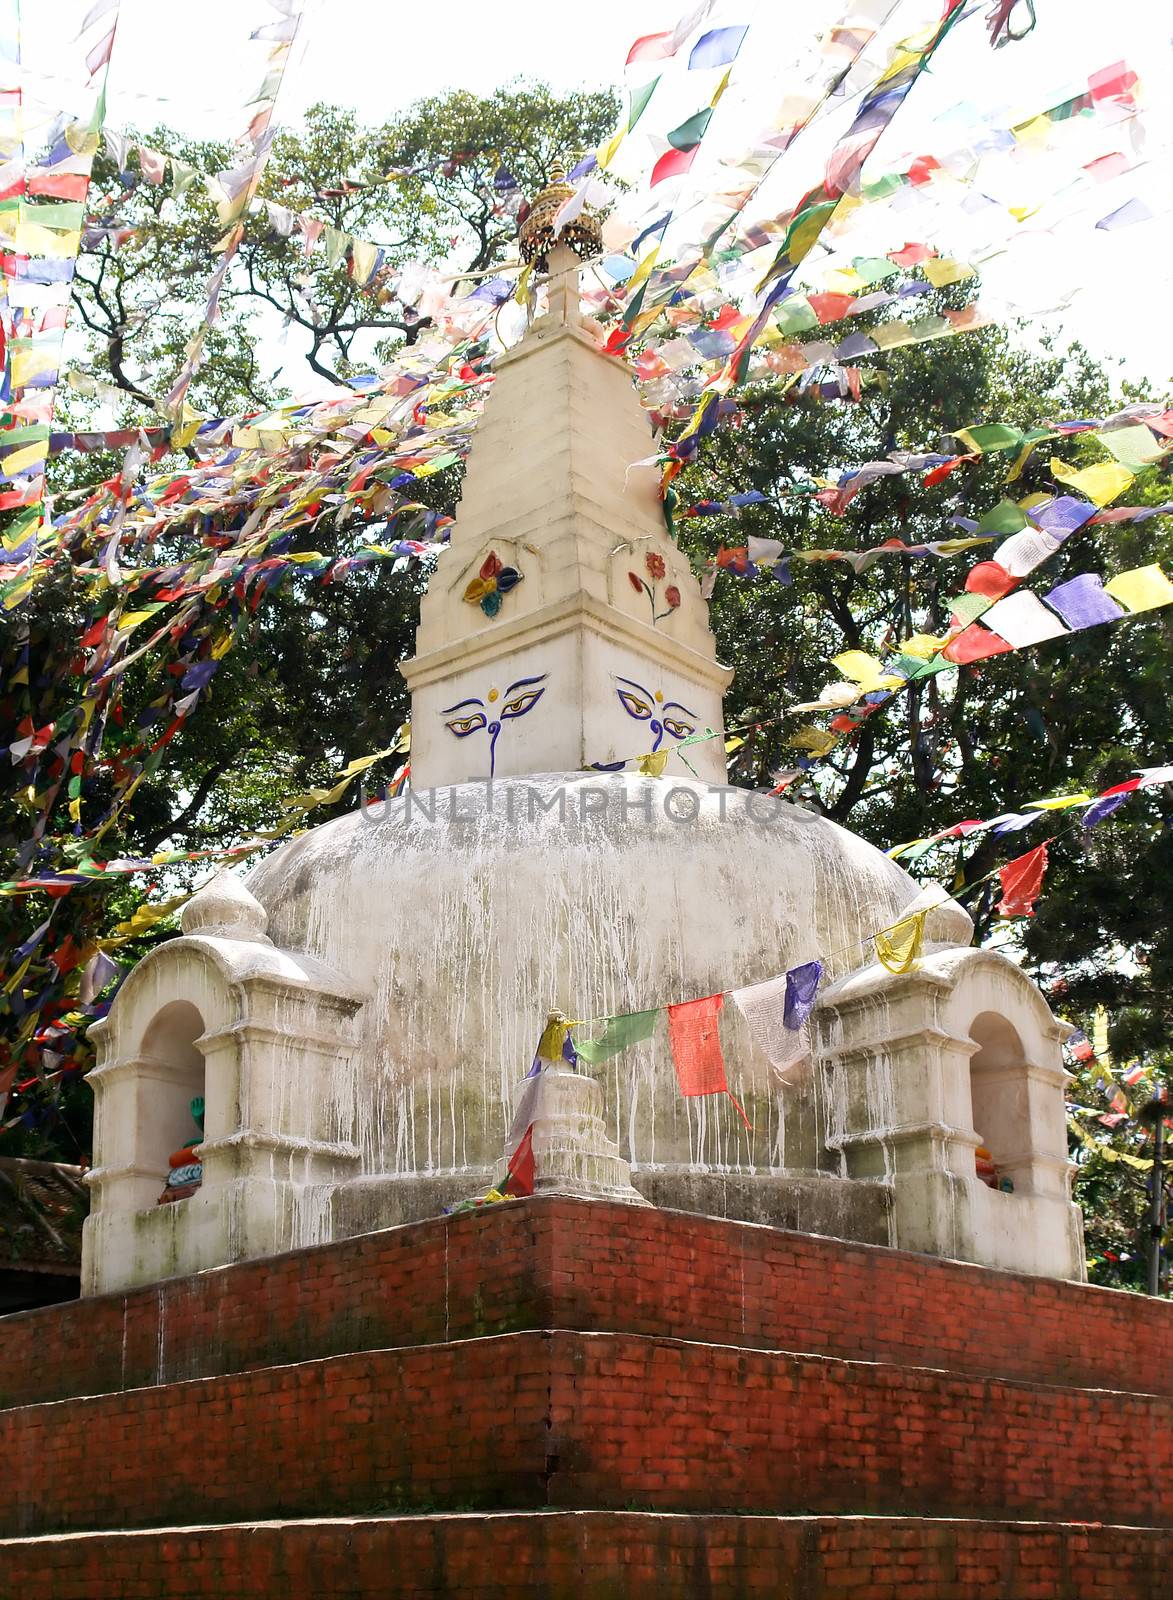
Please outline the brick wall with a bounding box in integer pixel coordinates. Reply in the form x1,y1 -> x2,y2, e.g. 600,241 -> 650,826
2,1330 -> 1169,1538
0,1512 -> 1168,1600
1,1198 -> 1169,1411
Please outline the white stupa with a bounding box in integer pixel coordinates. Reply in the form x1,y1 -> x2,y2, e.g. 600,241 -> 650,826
82,171 -> 1084,1295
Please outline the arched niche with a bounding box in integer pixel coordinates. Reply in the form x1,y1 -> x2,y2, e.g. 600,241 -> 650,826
967,1011 -> 1031,1194
138,1000 -> 207,1199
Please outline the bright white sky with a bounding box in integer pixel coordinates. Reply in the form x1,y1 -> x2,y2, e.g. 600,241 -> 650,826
21,0 -> 1173,390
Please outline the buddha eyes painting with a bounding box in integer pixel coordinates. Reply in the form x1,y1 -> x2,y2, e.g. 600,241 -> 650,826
440,673 -> 547,776
592,674 -> 698,770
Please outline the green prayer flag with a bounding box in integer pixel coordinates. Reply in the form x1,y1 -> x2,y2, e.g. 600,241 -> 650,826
976,499 -> 1029,535
1096,426 -> 1166,473
574,1009 -> 660,1063
958,424 -> 1025,454
668,108 -> 714,152
947,593 -> 995,624
628,78 -> 659,132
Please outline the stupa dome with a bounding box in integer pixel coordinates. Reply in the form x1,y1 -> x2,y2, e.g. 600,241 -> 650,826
244,771 -> 968,1223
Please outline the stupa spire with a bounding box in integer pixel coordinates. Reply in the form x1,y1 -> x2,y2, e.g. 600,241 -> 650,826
400,165 -> 731,787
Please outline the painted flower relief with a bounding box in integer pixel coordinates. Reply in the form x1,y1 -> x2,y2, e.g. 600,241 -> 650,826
628,550 -> 681,625
463,551 -> 522,617
441,674 -> 547,776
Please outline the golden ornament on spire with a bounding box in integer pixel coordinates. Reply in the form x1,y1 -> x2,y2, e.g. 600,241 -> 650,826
517,159 -> 602,274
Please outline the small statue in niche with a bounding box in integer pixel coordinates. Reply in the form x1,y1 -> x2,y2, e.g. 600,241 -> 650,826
158,1095 -> 204,1206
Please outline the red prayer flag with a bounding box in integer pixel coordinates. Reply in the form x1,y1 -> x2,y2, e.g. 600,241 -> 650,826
503,1125 -> 535,1197
922,454 -> 972,488
965,560 -> 1017,599
942,624 -> 1013,665
996,842 -> 1049,918
666,995 -> 752,1129
651,145 -> 699,187
627,30 -> 675,65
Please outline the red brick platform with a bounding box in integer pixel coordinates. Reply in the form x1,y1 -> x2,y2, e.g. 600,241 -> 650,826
0,1197 -> 1169,1596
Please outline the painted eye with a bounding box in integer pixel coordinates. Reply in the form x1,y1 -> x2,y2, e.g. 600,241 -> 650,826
617,691 -> 653,720
663,719 -> 697,740
446,713 -> 486,737
501,688 -> 544,719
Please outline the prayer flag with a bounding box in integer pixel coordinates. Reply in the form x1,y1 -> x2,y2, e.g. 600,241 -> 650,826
626,30 -> 674,65
1096,198 -> 1153,231
502,1126 -> 535,1197
731,968 -> 817,1080
667,994 -> 751,1128
574,1009 -> 659,1063
981,592 -> 1069,648
1104,565 -> 1173,614
996,842 -> 1049,918
945,617 -> 1007,663
784,960 -> 823,1029
1050,458 -> 1134,507
874,910 -> 927,974
1043,573 -> 1125,631
651,146 -> 699,186
688,25 -> 748,70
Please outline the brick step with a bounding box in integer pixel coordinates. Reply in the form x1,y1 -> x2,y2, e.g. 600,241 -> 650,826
2,1199 -> 1170,1412
1,1511 -> 1169,1600
2,1330 -> 1169,1540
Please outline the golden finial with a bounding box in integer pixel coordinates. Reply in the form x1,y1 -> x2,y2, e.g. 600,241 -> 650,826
517,157 -> 602,274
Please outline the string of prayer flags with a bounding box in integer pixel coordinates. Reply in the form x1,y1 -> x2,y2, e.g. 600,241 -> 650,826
574,1009 -> 659,1064
996,842 -> 1050,919
666,993 -> 752,1129
875,910 -> 928,974
887,768 -> 1169,860
165,1 -> 304,415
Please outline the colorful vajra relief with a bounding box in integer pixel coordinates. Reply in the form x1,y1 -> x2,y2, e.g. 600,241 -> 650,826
441,672 -> 548,776
628,551 -> 681,625
463,550 -> 523,617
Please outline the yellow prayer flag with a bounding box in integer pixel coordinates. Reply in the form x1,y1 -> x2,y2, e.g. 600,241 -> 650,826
9,346 -> 57,388
1092,1006 -> 1110,1069
920,257 -> 975,288
1023,793 -> 1094,812
115,609 -> 162,634
638,750 -> 670,777
899,633 -> 953,660
1,441 -> 48,475
869,320 -> 915,350
887,838 -> 931,861
788,726 -> 840,757
1104,564 -> 1173,614
1049,458 -> 1134,507
831,650 -> 904,692
875,909 -> 928,974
